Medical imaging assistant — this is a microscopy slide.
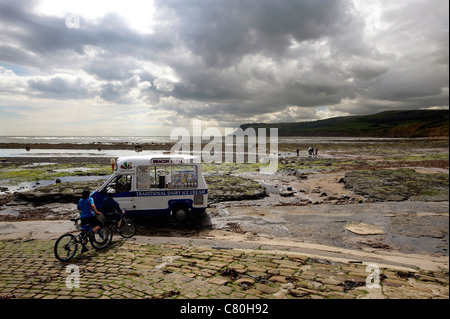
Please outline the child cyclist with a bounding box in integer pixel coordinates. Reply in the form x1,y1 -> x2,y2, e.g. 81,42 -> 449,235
77,190 -> 104,252
102,189 -> 125,231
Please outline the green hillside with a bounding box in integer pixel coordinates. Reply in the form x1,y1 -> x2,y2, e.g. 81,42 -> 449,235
239,110 -> 449,137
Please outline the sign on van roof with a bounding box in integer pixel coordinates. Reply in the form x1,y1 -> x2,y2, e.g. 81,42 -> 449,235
116,154 -> 197,169
151,158 -> 183,164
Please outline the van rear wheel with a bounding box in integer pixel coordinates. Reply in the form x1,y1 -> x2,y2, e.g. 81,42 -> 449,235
172,206 -> 189,222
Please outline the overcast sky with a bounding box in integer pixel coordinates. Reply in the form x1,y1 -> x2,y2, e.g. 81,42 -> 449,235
0,0 -> 448,136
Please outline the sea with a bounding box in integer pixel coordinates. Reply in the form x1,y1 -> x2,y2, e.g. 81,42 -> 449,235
0,136 -> 172,158
0,135 -> 405,158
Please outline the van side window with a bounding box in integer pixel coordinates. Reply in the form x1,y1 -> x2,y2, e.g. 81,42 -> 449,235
136,165 -> 197,190
136,165 -> 169,190
137,166 -> 151,190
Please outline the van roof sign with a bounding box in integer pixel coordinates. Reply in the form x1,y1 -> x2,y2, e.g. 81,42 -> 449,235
115,154 -> 198,170
151,158 -> 183,164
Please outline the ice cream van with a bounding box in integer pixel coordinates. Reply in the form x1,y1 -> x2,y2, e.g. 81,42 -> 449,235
90,154 -> 208,221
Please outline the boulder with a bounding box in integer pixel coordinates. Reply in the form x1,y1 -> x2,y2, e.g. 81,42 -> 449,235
344,222 -> 386,235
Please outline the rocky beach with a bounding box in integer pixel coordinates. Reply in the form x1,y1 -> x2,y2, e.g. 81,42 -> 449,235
0,137 -> 448,300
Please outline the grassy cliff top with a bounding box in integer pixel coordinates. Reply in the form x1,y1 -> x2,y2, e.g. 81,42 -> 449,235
239,110 -> 449,138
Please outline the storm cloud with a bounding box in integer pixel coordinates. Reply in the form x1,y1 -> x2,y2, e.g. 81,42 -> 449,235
0,0 -> 448,135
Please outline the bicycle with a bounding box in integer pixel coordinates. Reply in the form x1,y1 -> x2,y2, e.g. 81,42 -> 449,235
54,218 -> 113,262
103,214 -> 137,239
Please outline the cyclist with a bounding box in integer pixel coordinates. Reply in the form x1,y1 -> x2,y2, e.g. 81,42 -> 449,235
77,190 -> 104,253
102,189 -> 125,231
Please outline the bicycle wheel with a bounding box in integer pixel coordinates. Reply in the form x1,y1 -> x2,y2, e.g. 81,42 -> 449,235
89,227 -> 112,249
119,219 -> 137,238
54,233 -> 78,262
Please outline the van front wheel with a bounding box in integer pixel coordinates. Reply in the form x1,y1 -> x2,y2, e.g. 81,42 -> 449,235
172,206 -> 190,222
